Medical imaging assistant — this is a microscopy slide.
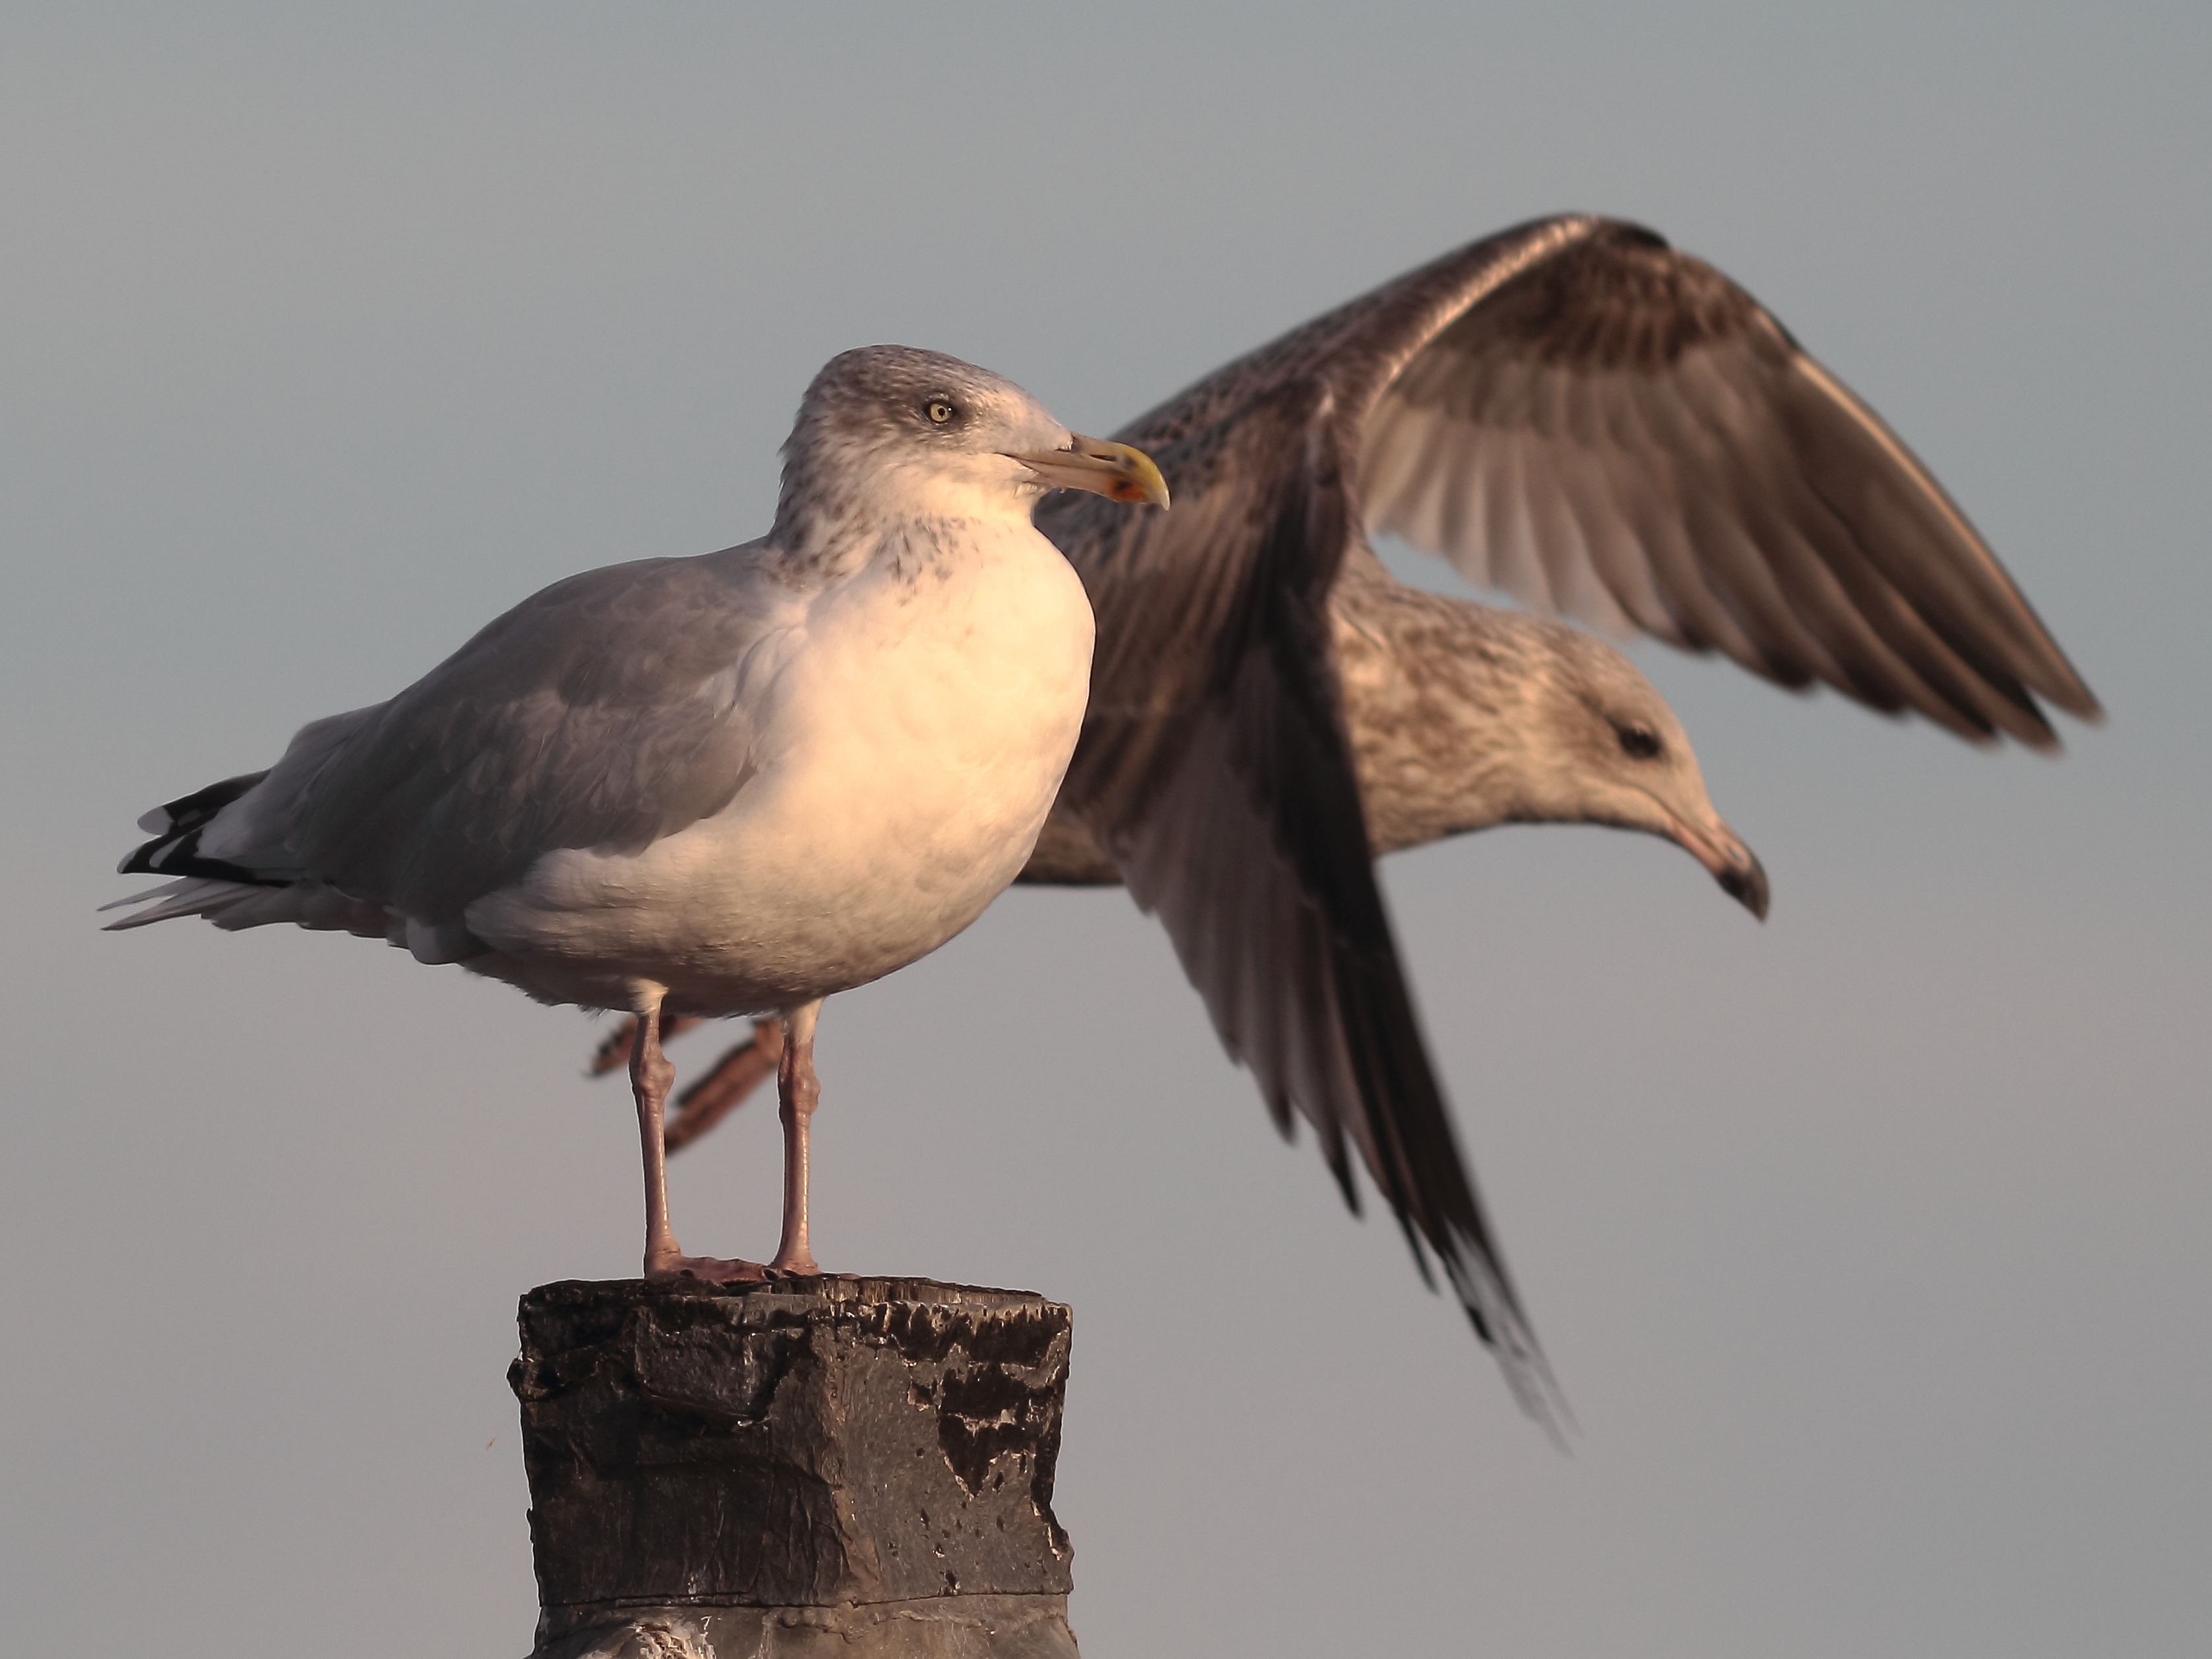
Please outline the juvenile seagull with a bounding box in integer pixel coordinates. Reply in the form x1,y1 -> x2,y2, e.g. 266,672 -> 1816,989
107,346 -> 1168,1283
630,218 -> 2097,1416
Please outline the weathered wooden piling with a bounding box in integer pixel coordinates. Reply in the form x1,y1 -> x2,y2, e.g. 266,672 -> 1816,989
511,1277 -> 1079,1658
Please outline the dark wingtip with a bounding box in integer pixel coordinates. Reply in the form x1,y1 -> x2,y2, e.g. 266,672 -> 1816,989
2024,687 -> 2104,753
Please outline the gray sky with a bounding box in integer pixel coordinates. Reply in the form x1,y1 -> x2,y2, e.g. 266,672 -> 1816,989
3,5 -> 2206,1656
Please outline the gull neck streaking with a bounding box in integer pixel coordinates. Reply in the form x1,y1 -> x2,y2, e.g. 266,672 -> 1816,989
769,344 -> 1165,579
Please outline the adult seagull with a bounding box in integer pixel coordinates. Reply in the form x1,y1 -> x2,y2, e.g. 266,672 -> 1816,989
613,218 -> 2098,1416
106,346 -> 1168,1283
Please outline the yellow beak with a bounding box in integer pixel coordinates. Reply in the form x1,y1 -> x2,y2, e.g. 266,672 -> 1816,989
1004,433 -> 1170,509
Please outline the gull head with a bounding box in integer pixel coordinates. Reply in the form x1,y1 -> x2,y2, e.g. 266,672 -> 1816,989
1512,624 -> 1769,919
771,346 -> 1166,557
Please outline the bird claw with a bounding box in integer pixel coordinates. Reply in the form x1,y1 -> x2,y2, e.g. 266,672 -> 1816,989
641,1253 -> 852,1285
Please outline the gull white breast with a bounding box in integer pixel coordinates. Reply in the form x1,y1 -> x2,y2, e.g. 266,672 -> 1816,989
108,344 -> 1169,1284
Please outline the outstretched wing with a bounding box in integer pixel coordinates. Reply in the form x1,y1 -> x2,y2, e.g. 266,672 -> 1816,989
1041,248 -> 1589,1416
1357,216 -> 2099,744
1039,215 -> 2096,1414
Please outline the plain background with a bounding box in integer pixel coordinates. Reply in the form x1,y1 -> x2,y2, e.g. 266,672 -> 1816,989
3,5 -> 2206,1656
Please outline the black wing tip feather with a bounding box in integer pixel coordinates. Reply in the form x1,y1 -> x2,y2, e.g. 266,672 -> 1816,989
1059,274 -> 1575,1427
116,838 -> 288,888
141,770 -> 267,834
1395,1208 -> 1439,1292
1256,420 -> 1560,1420
117,770 -> 288,888
1325,1148 -> 1364,1216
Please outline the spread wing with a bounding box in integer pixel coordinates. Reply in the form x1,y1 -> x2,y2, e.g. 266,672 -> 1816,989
276,547 -> 790,922
1038,214 -> 2097,1415
1358,216 -> 2099,743
1042,312 -> 1571,1421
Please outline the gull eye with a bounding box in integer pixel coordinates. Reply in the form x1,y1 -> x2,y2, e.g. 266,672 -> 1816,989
1616,724 -> 1664,761
926,399 -> 957,425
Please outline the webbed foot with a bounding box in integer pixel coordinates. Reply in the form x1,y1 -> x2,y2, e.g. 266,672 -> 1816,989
645,1251 -> 770,1284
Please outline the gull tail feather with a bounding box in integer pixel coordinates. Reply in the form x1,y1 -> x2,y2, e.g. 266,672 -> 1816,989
102,871 -> 395,938
100,876 -> 266,929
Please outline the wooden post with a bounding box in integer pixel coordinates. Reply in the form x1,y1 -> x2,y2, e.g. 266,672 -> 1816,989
511,1277 -> 1081,1658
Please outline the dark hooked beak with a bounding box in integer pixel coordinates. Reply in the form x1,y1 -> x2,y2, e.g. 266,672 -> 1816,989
1003,433 -> 1170,508
1666,813 -> 1770,920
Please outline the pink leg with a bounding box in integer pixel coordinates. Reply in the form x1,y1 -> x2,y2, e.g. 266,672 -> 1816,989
591,1011 -> 703,1077
632,999 -> 767,1284
767,1000 -> 825,1277
588,1015 -> 778,1154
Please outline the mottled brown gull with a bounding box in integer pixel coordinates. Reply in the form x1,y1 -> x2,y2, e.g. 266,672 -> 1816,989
623,218 -> 2097,1419
106,346 -> 1168,1283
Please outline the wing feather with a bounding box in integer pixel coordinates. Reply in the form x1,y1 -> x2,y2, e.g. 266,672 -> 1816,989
1042,376 -> 1560,1418
278,548 -> 788,920
1355,217 -> 2097,740
1031,213 -> 2093,1418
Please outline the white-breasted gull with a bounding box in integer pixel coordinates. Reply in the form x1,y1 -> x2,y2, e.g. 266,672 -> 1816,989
607,218 -> 2099,1420
106,346 -> 1169,1284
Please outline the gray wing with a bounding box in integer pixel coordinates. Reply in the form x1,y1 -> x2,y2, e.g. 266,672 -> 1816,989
1042,369 -> 1562,1422
283,548 -> 785,922
1358,216 -> 2099,743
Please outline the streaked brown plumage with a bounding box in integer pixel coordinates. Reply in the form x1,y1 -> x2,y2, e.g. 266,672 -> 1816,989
614,216 -> 2096,1419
